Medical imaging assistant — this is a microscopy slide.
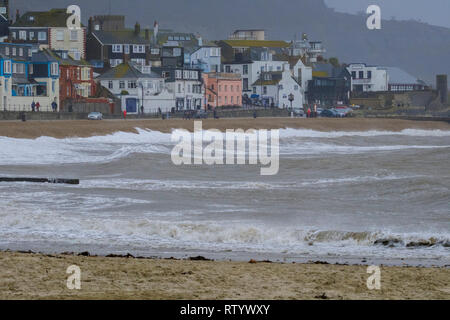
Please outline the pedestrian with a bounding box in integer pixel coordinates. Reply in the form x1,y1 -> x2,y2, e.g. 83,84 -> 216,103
35,102 -> 40,112
307,108 -> 311,118
31,101 -> 35,112
123,110 -> 127,119
253,111 -> 257,119
51,100 -> 57,112
140,105 -> 144,115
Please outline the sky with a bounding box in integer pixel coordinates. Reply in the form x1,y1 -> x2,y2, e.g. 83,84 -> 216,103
325,0 -> 450,28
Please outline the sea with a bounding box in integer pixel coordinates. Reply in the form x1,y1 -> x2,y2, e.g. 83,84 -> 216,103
0,127 -> 449,266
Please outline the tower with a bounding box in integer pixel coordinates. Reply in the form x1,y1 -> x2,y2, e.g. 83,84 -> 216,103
0,0 -> 8,21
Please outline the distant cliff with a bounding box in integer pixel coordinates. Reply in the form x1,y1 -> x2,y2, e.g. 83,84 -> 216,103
12,0 -> 450,84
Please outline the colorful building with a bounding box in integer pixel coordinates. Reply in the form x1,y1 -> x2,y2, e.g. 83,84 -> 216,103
47,49 -> 96,103
10,8 -> 86,61
0,43 -> 60,111
203,72 -> 242,108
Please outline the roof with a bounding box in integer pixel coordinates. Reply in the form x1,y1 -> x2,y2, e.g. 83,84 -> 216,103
252,71 -> 283,86
31,50 -> 58,63
45,49 -> 91,66
384,67 -> 426,85
92,30 -> 149,45
222,40 -> 290,48
12,9 -> 85,28
98,62 -> 161,80
312,62 -> 350,79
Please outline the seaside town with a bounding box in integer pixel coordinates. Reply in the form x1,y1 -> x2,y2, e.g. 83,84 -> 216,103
0,2 -> 448,120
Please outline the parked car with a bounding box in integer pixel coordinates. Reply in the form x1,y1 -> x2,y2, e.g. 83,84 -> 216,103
320,109 -> 339,118
88,112 -> 103,120
293,108 -> 305,117
194,110 -> 208,119
335,108 -> 353,117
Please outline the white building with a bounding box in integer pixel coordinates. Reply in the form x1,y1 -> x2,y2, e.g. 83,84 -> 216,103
151,66 -> 204,111
251,63 -> 304,109
98,62 -> 174,113
223,59 -> 286,97
347,63 -> 389,92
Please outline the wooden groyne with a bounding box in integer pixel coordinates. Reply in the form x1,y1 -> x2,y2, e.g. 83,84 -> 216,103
0,177 -> 79,185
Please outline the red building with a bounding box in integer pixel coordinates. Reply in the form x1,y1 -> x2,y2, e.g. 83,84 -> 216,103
47,49 -> 96,104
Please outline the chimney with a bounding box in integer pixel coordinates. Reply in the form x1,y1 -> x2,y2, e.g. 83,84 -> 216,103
88,17 -> 93,34
134,22 -> 141,36
153,21 -> 159,43
145,28 -> 150,40
436,74 -> 448,105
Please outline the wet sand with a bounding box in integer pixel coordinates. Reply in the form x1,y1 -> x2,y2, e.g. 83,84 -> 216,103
0,118 -> 449,139
0,251 -> 448,300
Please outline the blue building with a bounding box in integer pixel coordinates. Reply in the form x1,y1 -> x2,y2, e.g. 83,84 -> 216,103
0,43 -> 60,111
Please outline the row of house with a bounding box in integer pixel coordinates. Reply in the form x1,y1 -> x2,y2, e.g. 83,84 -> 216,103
0,4 -> 432,113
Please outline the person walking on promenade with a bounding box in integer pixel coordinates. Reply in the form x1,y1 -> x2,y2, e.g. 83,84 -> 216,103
51,100 -> 58,112
307,107 -> 311,118
35,102 -> 40,112
31,101 -> 35,112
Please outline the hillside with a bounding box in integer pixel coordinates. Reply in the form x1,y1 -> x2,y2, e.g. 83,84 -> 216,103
11,0 -> 450,85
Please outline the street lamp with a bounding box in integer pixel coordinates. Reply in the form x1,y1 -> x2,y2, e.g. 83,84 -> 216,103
288,93 -> 294,110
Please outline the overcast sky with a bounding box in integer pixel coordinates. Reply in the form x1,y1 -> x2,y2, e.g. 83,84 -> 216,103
325,0 -> 450,28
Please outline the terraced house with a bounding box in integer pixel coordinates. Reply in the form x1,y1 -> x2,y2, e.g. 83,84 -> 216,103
9,8 -> 86,61
87,22 -> 151,69
46,49 -> 95,103
0,43 -> 59,111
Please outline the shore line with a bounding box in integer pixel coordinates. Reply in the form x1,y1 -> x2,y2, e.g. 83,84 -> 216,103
1,250 -> 449,299
0,118 -> 449,139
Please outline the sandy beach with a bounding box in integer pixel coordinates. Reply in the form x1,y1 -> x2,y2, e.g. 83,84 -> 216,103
0,118 -> 449,139
0,251 -> 448,300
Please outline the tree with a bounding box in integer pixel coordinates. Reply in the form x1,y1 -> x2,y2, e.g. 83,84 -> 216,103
329,57 -> 340,67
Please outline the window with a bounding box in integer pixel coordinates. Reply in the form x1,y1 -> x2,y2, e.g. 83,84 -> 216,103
294,85 -> 299,90
243,78 -> 248,91
151,48 -> 160,55
70,30 -> 78,41
175,70 -> 182,79
178,83 -> 182,93
367,71 -> 372,79
359,71 -> 364,79
263,86 -> 267,94
56,30 -> 64,41
29,32 -> 34,40
28,64 -> 33,74
243,65 -> 248,75
224,85 -> 227,92
19,48 -> 23,56
231,96 -> 233,104
12,47 -> 16,56
119,81 -> 125,89
5,47 -> 9,55
132,45 -> 145,53
11,32 -> 16,39
3,60 -> 11,73
50,62 -> 59,76
108,81 -> 113,89
230,85 -> 233,92
38,32 -> 47,41
19,30 -> 27,40
112,44 -> 123,53
28,50 -> 32,58
124,45 -> 130,54
128,81 -> 137,89
225,65 -> 231,73
351,71 -> 356,79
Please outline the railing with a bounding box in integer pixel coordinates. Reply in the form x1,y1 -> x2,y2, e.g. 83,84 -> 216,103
1,104 -> 55,112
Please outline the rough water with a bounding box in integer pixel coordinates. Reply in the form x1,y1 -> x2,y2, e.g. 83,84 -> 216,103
0,128 -> 449,266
